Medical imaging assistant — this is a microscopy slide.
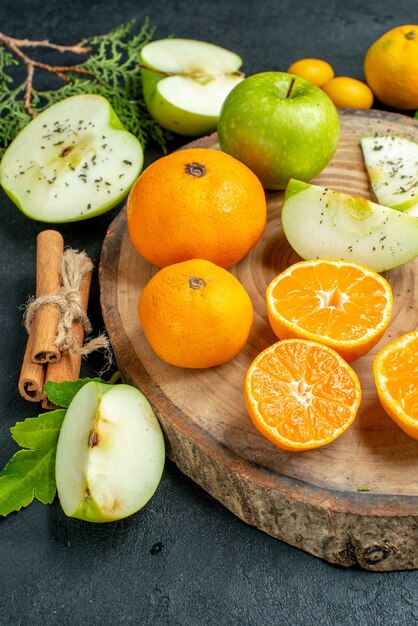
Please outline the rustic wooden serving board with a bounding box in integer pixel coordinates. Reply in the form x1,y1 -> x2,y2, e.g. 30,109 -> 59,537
99,109 -> 418,571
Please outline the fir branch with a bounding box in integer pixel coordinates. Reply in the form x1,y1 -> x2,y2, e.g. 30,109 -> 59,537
0,31 -> 92,116
0,19 -> 172,157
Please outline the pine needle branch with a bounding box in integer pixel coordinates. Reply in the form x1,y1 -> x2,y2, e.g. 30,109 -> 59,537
0,19 -> 172,157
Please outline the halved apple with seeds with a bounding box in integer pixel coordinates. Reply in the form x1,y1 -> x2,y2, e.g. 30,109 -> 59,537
140,38 -> 244,136
0,94 -> 143,223
55,382 -> 165,523
361,135 -> 418,217
281,179 -> 418,272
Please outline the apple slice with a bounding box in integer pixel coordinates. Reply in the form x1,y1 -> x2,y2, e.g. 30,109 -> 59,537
140,38 -> 244,136
55,381 -> 165,522
361,135 -> 418,217
0,94 -> 143,223
281,179 -> 418,272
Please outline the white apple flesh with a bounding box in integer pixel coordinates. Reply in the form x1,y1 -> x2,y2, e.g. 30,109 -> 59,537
0,94 -> 143,223
361,135 -> 418,217
281,179 -> 418,272
218,71 -> 340,190
140,39 -> 243,136
55,382 -> 165,522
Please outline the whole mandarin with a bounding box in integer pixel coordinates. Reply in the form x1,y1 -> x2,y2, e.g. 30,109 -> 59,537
322,76 -> 373,109
287,58 -> 334,86
138,259 -> 253,368
127,148 -> 266,269
364,24 -> 418,109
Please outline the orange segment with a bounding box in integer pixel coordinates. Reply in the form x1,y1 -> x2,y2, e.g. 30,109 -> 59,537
244,339 -> 361,451
266,259 -> 393,362
373,331 -> 418,439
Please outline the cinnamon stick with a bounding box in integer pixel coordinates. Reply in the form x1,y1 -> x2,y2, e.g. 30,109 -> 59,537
42,267 -> 92,409
18,332 -> 45,402
30,230 -> 64,363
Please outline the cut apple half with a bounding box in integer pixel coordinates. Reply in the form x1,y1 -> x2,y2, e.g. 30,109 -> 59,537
281,179 -> 418,272
361,135 -> 418,217
140,38 -> 244,135
0,94 -> 143,223
55,382 -> 165,523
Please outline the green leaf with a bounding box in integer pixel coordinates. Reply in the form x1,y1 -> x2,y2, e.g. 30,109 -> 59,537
0,377 -> 120,517
415,111 -> 418,120
0,410 -> 66,516
44,377 -> 105,408
11,409 -> 66,448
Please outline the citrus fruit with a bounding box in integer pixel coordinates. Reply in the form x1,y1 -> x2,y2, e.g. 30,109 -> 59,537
322,76 -> 373,109
364,25 -> 418,110
266,259 -> 393,362
127,148 -> 266,269
244,338 -> 361,451
287,58 -> 334,87
373,331 -> 418,440
138,258 -> 253,368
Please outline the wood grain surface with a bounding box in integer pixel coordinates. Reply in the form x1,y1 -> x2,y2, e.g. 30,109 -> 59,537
99,109 -> 418,571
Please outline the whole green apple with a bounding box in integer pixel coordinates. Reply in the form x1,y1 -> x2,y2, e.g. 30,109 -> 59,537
217,71 -> 340,189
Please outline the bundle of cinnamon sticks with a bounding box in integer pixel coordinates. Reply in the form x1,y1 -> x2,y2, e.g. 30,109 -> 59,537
18,230 -> 93,408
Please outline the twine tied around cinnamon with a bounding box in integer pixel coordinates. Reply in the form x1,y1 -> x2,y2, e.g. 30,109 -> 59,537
24,248 -> 109,357
18,231 -> 113,405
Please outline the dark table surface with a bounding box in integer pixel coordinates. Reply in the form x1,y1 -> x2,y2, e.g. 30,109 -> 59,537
1,1 -> 417,624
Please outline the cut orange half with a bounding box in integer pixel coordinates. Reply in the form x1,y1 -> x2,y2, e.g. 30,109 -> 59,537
266,259 -> 393,362
373,331 -> 418,440
244,339 -> 362,451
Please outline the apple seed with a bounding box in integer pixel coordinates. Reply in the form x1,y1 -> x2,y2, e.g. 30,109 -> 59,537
88,430 -> 99,447
60,146 -> 74,157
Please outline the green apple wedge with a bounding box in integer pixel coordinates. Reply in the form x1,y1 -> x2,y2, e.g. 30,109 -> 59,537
140,39 -> 244,136
281,179 -> 418,272
361,135 -> 418,216
55,381 -> 165,522
0,94 -> 143,223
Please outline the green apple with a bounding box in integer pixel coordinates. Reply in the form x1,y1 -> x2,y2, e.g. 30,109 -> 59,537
140,38 -> 244,136
361,135 -> 418,217
217,71 -> 340,190
0,94 -> 143,223
55,381 -> 165,522
281,178 -> 418,272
